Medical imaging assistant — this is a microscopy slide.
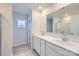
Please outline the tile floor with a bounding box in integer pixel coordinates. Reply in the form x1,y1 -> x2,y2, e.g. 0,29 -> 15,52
13,44 -> 37,56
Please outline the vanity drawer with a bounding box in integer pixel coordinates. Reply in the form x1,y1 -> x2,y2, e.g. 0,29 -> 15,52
41,39 -> 45,44
46,41 -> 76,56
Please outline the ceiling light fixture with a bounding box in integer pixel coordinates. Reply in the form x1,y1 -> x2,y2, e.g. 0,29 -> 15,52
38,6 -> 42,11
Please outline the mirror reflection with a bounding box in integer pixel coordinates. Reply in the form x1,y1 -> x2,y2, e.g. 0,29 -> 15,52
47,4 -> 79,35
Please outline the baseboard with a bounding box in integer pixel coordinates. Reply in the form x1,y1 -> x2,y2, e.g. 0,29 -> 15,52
33,49 -> 40,56
13,42 -> 27,47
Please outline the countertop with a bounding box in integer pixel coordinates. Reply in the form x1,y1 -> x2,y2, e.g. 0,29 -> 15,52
33,33 -> 79,55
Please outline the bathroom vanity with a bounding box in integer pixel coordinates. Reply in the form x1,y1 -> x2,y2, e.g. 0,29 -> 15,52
32,4 -> 79,56
32,34 -> 79,56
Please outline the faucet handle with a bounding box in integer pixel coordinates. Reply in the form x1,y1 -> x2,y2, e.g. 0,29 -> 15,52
62,37 -> 69,41
70,33 -> 74,35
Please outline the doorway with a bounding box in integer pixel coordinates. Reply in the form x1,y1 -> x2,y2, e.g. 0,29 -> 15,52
13,11 -> 32,56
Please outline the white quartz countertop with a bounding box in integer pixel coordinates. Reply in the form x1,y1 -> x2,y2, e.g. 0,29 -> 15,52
33,33 -> 79,55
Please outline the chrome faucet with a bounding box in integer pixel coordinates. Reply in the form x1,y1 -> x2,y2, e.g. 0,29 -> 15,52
62,32 -> 68,41
41,31 -> 44,35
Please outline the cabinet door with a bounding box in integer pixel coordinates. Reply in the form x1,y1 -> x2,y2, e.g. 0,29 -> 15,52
33,37 -> 40,55
41,41 -> 45,56
46,46 -> 60,56
46,42 -> 76,56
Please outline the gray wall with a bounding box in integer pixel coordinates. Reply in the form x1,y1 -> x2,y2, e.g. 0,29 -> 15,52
47,14 -> 53,32
13,11 -> 28,47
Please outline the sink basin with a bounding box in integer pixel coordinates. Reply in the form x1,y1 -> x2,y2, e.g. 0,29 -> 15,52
43,36 -> 78,47
53,39 -> 79,47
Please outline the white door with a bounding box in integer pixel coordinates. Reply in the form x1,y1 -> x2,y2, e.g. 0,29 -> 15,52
40,40 -> 45,56
13,12 -> 28,47
41,43 -> 45,56
33,37 -> 41,55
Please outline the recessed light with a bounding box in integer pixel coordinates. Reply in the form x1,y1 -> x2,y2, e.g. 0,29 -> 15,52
38,6 -> 42,11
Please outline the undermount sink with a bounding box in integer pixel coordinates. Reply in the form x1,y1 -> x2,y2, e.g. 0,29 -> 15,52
53,39 -> 78,47
38,34 -> 79,48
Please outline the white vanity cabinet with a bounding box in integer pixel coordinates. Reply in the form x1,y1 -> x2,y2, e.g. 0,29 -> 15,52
46,41 -> 61,56
40,39 -> 46,56
46,46 -> 60,56
33,35 -> 77,56
46,41 -> 76,56
33,36 -> 41,55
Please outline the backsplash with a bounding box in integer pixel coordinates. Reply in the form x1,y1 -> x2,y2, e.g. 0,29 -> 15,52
44,32 -> 63,38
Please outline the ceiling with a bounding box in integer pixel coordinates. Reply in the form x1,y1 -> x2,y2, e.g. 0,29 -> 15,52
12,3 -> 53,14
